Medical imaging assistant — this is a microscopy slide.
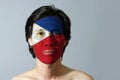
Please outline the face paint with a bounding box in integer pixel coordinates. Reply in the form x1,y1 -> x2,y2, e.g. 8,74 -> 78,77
32,16 -> 65,64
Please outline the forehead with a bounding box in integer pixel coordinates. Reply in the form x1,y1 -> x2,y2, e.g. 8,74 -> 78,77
35,16 -> 63,33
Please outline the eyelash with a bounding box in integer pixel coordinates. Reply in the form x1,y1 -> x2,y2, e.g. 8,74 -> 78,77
35,29 -> 60,39
36,30 -> 45,38
52,31 -> 59,35
39,32 -> 45,35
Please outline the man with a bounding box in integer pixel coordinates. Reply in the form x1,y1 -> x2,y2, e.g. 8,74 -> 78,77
12,5 -> 93,80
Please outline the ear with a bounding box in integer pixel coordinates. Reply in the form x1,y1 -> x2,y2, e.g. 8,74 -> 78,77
64,40 -> 68,46
28,38 -> 33,46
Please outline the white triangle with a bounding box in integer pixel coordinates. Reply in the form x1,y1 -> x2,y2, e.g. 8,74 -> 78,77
32,23 -> 50,45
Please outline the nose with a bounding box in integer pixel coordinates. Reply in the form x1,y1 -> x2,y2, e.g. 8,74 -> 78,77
44,35 -> 55,47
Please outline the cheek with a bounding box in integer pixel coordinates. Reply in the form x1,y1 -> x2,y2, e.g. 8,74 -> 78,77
54,34 -> 65,43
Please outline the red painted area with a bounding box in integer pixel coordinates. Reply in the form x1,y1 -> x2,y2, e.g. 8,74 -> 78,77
33,34 -> 65,64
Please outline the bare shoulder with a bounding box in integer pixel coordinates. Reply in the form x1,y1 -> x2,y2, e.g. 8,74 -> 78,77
11,72 -> 29,80
62,65 -> 94,80
12,74 -> 26,80
11,69 -> 35,80
71,70 -> 94,80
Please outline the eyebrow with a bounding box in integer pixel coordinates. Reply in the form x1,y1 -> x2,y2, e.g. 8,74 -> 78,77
39,29 -> 44,31
50,28 -> 62,34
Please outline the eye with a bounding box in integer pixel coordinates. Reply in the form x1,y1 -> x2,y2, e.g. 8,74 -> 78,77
53,31 -> 59,35
36,29 -> 45,38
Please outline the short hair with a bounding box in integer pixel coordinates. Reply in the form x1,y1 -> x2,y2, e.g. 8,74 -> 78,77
25,5 -> 71,58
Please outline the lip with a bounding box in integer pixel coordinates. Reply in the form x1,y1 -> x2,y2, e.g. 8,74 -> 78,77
43,49 -> 55,55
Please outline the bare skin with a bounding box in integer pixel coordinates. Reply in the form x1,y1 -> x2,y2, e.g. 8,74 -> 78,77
12,38 -> 93,80
12,58 -> 93,80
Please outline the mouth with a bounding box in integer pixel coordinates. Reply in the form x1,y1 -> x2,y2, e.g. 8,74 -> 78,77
43,49 -> 55,55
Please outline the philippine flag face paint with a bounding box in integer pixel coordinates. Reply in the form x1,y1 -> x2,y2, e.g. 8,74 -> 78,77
32,16 -> 65,64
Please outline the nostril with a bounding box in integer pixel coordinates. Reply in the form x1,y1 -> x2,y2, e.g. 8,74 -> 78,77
44,42 -> 53,47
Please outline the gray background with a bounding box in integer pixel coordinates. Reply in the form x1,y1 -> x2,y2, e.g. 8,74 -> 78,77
0,0 -> 120,80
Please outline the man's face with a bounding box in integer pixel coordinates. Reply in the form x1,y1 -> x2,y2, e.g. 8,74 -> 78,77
31,16 -> 65,64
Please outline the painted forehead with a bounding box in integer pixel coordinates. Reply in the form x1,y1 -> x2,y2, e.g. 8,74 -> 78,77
35,16 -> 63,33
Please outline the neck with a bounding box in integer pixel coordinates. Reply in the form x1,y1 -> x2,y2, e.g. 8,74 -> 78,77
35,58 -> 62,80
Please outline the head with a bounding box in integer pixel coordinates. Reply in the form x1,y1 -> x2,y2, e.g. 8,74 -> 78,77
25,5 -> 71,63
